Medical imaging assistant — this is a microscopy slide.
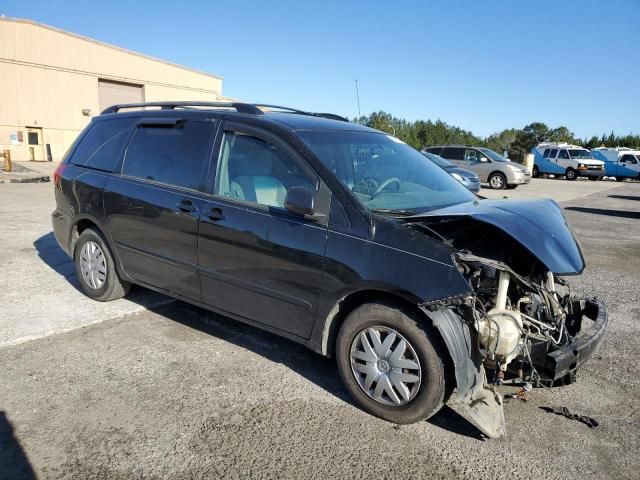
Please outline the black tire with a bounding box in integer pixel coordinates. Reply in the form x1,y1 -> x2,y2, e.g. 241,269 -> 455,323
336,302 -> 447,424
588,176 -> 599,181
565,168 -> 577,180
488,172 -> 507,189
532,165 -> 540,178
74,228 -> 130,301
615,176 -> 623,182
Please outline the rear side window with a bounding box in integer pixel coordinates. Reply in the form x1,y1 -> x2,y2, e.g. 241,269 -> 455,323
123,121 -> 212,190
548,149 -> 558,158
69,118 -> 135,171
425,147 -> 442,155
543,149 -> 550,158
440,147 -> 464,160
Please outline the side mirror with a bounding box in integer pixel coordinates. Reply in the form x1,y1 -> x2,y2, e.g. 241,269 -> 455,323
284,186 -> 315,216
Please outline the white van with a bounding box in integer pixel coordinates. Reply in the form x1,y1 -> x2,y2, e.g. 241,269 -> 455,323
532,143 -> 605,180
592,147 -> 640,181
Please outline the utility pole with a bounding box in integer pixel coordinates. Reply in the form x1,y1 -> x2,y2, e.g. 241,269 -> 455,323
354,79 -> 361,124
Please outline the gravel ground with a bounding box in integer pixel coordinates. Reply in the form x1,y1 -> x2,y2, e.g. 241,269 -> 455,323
0,183 -> 638,480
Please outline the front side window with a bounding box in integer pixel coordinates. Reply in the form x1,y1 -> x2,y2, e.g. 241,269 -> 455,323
70,118 -> 136,171
464,149 -> 480,162
558,150 -> 570,159
298,130 -> 475,213
122,121 -> 212,190
215,131 -> 315,208
621,154 -> 638,164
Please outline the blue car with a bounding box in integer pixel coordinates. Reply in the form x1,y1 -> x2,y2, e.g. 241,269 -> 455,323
421,151 -> 481,193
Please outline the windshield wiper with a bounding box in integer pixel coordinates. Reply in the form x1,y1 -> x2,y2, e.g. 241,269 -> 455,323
370,208 -> 415,216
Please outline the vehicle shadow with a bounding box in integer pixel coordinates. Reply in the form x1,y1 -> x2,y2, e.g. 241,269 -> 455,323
32,231 -> 484,440
33,232 -> 80,290
564,207 -> 640,220
148,301 -> 484,440
33,232 -> 170,308
0,411 -> 36,480
608,194 -> 640,202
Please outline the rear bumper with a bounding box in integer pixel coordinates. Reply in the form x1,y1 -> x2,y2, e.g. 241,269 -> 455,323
535,299 -> 607,384
51,208 -> 73,256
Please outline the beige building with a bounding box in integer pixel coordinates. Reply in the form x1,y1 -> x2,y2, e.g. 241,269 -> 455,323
0,17 -> 226,162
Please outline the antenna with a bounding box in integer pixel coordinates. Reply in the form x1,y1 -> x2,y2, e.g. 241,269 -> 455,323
354,79 -> 361,124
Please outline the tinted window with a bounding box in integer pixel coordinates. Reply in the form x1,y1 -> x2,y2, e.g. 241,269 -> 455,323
548,149 -> 558,158
123,121 -> 212,190
440,147 -> 464,160
543,149 -> 550,158
558,150 -> 570,159
70,118 -> 135,171
621,154 -> 638,164
425,147 -> 442,155
215,131 -> 315,208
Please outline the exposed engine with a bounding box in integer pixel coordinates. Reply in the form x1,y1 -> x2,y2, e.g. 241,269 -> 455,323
456,252 -> 583,386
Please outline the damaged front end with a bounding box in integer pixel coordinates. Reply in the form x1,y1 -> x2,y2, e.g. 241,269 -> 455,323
411,199 -> 608,438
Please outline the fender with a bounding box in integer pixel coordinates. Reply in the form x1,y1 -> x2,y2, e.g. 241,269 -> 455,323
421,307 -> 506,439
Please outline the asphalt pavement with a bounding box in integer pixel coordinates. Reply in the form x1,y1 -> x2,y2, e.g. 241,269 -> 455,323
0,180 -> 638,479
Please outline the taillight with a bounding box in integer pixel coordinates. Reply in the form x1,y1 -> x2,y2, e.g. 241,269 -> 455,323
53,163 -> 67,189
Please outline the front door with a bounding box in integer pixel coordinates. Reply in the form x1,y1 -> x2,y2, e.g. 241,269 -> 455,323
619,154 -> 640,178
198,123 -> 328,339
464,148 -> 491,181
26,127 -> 44,161
104,117 -> 215,300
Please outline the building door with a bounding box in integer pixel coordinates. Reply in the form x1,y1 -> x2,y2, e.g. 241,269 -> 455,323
98,79 -> 144,113
26,127 -> 44,161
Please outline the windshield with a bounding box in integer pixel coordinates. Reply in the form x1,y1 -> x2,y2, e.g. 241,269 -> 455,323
297,130 -> 475,213
568,149 -> 594,159
421,151 -> 453,168
478,148 -> 508,162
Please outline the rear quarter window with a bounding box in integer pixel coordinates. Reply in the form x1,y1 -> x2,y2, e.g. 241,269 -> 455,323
440,147 -> 464,160
69,118 -> 136,171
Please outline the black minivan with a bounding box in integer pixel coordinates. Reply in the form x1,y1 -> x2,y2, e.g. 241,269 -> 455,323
52,102 -> 607,438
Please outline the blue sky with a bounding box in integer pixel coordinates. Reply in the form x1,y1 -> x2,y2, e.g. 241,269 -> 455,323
3,0 -> 638,138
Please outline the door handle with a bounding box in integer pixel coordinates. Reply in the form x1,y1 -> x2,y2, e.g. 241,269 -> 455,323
205,207 -> 225,221
176,199 -> 198,213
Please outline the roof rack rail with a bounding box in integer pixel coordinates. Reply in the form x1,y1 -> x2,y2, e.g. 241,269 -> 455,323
101,101 -> 264,115
253,104 -> 349,122
100,101 -> 350,122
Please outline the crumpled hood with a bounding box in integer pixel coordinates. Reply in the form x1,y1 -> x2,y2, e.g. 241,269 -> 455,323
411,198 -> 585,274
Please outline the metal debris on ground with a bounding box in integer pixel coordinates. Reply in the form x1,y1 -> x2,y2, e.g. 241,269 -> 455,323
540,406 -> 599,428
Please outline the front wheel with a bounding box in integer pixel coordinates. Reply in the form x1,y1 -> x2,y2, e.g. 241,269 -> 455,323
532,165 -> 540,178
565,168 -> 577,180
336,302 -> 447,424
74,228 -> 130,301
488,172 -> 507,189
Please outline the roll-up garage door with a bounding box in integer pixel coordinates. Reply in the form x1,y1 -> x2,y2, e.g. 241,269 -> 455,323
98,80 -> 144,113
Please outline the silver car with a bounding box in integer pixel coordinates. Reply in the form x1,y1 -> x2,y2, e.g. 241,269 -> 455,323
423,145 -> 531,189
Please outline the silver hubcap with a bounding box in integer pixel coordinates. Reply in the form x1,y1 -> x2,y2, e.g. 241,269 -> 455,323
490,175 -> 504,188
79,240 -> 107,290
350,327 -> 422,406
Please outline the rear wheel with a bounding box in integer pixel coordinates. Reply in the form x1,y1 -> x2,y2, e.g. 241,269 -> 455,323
588,176 -> 599,181
532,165 -> 540,178
74,228 -> 130,301
565,168 -> 577,180
336,302 -> 447,424
488,172 -> 507,189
